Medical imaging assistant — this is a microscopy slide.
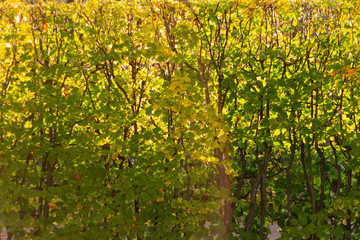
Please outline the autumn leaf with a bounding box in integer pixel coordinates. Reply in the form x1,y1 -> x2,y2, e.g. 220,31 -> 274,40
48,203 -> 60,210
61,87 -> 69,99
156,197 -> 164,202
42,20 -> 48,31
72,172 -> 82,181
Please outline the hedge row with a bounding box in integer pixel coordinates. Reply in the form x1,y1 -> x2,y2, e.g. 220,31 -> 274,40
1,0 -> 360,239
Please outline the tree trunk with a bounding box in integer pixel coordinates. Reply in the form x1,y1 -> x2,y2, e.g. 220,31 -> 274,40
215,148 -> 233,238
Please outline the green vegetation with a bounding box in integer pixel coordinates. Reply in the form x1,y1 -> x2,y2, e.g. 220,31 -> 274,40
0,0 -> 360,239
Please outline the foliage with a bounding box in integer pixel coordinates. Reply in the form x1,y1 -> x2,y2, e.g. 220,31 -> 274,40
0,0 -> 360,239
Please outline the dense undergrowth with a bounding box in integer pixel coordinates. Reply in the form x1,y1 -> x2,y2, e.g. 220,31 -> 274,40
1,0 -> 360,239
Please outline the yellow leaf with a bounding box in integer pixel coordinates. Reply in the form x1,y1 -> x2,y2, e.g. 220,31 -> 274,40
225,167 -> 237,177
6,132 -> 13,138
169,82 -> 178,92
273,129 -> 281,136
218,130 -> 227,143
61,88 -> 69,99
199,156 -> 207,163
